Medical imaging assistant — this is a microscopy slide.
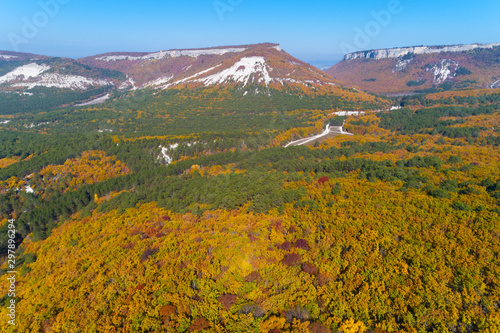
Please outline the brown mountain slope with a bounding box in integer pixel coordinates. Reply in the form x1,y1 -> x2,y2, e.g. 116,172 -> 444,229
326,43 -> 500,95
0,52 -> 120,92
78,43 -> 342,91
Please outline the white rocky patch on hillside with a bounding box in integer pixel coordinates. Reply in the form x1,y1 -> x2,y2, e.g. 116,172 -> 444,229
97,55 -> 141,61
14,73 -> 112,90
144,75 -> 174,88
274,77 -> 303,85
75,94 -> 110,106
97,47 -> 247,62
158,144 -> 179,165
197,56 -> 272,87
156,64 -> 222,89
426,59 -> 459,84
0,55 -> 19,60
392,58 -> 412,72
119,77 -> 137,90
0,63 -> 50,84
24,122 -> 51,128
158,143 -> 199,165
24,185 -> 34,194
332,111 -> 366,116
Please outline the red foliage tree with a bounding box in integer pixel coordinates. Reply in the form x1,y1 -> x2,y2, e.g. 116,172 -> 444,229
318,176 -> 329,184
141,246 -> 158,262
245,271 -> 261,283
218,294 -> 238,311
282,253 -> 302,267
309,322 -> 332,333
293,239 -> 310,250
279,241 -> 292,251
160,304 -> 177,322
189,318 -> 210,332
302,263 -> 319,275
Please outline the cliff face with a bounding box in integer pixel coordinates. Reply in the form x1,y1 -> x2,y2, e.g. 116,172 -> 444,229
343,43 -> 500,60
326,43 -> 500,95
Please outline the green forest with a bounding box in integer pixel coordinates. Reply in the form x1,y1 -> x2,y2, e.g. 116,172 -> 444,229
0,85 -> 499,332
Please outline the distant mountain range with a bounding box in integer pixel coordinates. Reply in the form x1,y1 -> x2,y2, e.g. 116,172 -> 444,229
0,43 -> 342,93
3,41 -> 498,105
0,43 -> 388,114
326,43 -> 500,95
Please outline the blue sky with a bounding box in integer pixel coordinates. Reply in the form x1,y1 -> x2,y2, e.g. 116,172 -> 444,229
1,0 -> 499,64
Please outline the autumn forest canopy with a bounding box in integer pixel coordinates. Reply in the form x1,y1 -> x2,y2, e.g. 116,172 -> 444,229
0,83 -> 499,333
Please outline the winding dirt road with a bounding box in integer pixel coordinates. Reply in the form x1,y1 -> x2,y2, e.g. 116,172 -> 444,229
285,123 -> 353,148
